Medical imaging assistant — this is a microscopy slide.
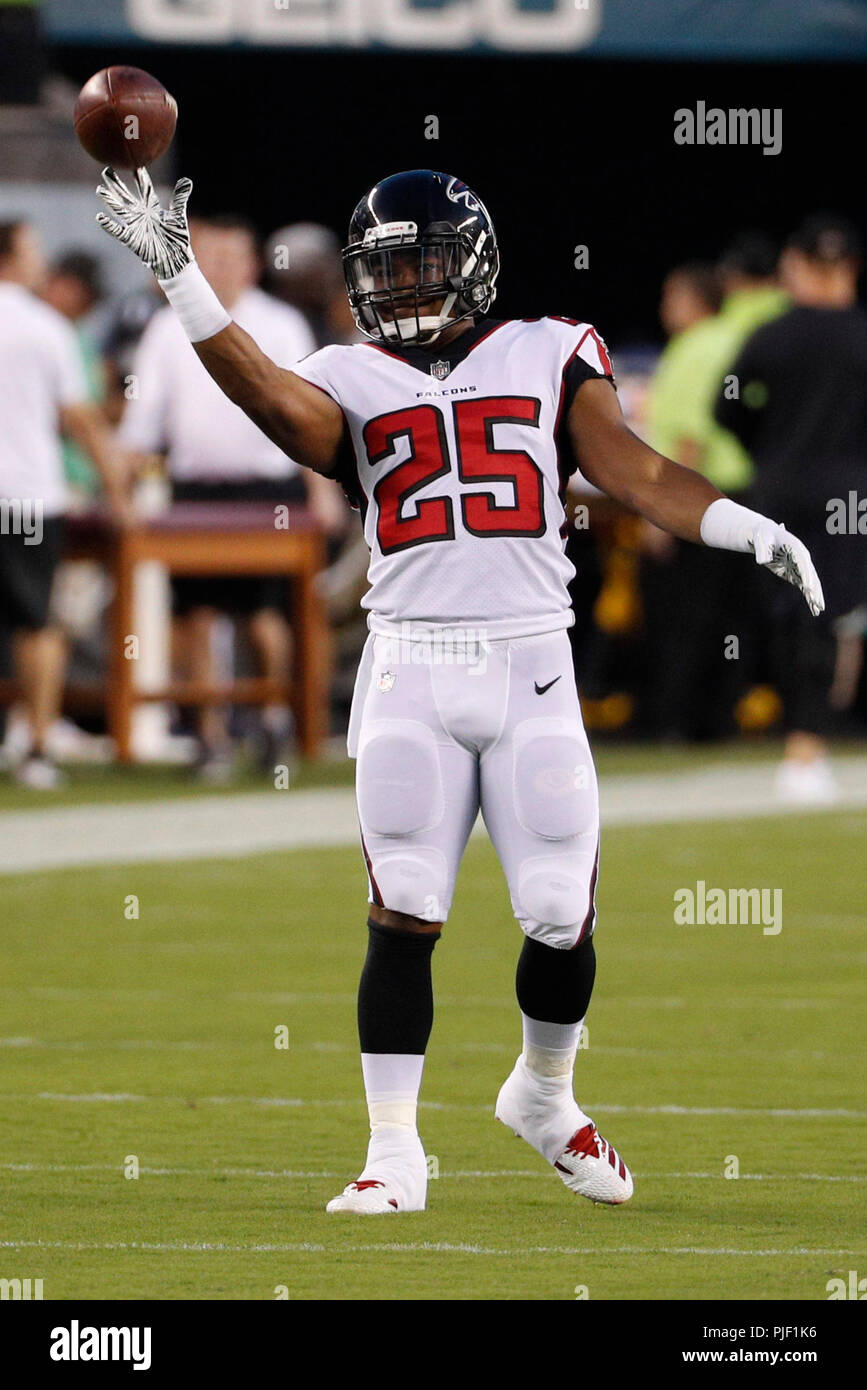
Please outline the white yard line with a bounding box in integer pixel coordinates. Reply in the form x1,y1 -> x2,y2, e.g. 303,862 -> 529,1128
1,1093 -> 863,1118
0,1238 -> 864,1257
1,755 -> 866,874
1,1162 -> 863,1183
0,1036 -> 846,1057
0,988 -> 841,1011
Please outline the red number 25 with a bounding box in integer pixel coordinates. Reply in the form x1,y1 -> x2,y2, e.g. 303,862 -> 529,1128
363,396 -> 545,554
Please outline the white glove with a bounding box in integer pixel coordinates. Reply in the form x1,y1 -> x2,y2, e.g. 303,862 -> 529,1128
95,165 -> 230,343
95,165 -> 194,283
700,498 -> 825,616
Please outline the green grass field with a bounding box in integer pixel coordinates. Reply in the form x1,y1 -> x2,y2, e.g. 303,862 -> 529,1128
2,803 -> 865,1300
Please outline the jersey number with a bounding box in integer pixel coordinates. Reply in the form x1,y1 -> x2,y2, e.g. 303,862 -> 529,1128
363,397 -> 544,554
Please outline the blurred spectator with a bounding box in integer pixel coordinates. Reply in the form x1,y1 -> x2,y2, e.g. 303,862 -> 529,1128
40,250 -> 119,714
118,214 -> 344,779
640,265 -> 726,736
264,222 -> 357,347
0,219 -> 129,787
648,237 -> 787,491
100,279 -> 164,423
42,250 -> 107,500
644,261 -> 723,491
658,261 -> 723,341
640,241 -> 789,740
703,233 -> 789,489
264,220 -> 366,726
0,0 -> 42,104
716,214 -> 867,801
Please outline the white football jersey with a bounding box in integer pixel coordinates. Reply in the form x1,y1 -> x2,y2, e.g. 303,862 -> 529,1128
292,316 -> 614,638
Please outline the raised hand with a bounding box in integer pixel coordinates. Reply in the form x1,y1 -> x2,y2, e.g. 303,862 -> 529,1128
95,166 -> 194,283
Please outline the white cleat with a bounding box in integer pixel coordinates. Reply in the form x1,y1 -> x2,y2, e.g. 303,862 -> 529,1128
551,1122 -> 633,1205
326,1126 -> 428,1215
495,1055 -> 633,1206
326,1180 -> 402,1214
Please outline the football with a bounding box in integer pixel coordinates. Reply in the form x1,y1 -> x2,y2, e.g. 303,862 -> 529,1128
73,65 -> 177,170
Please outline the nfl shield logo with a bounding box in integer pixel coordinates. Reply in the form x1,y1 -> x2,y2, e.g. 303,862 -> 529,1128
377,670 -> 396,693
430,359 -> 451,381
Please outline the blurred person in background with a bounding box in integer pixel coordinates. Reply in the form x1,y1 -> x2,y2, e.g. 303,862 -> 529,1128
40,250 -> 115,741
119,214 -> 345,779
643,262 -> 722,502
641,263 -> 724,737
264,222 -> 358,348
0,0 -> 42,104
716,215 -> 867,801
42,250 -> 108,501
641,241 -> 788,739
0,219 -> 130,787
264,221 -> 366,730
100,277 -> 164,424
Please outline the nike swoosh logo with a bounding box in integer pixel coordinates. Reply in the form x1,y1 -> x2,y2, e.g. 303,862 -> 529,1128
534,677 -> 562,695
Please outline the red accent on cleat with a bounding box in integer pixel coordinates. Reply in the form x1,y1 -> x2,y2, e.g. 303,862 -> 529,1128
348,1179 -> 399,1210
563,1123 -> 601,1159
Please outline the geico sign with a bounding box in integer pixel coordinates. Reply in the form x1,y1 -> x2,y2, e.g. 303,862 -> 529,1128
127,0 -> 600,51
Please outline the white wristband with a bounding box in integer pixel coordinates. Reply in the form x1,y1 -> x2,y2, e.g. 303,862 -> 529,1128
699,497 -> 769,553
157,261 -> 232,343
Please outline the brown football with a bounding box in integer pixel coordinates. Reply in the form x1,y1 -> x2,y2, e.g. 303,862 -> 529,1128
74,66 -> 177,170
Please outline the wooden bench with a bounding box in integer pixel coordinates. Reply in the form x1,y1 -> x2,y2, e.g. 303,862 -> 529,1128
0,502 -> 328,762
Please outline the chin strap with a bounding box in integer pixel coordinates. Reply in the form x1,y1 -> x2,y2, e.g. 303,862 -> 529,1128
379,287 -> 462,345
381,314 -> 451,344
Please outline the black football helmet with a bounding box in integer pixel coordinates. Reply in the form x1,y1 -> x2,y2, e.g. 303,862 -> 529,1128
342,170 -> 500,347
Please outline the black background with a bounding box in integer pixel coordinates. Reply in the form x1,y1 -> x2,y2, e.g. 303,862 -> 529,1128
51,44 -> 863,345
12,1297 -> 862,1367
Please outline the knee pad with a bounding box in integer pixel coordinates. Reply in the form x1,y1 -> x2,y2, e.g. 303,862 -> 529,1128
371,846 -> 450,922
513,718 -> 596,840
516,851 -> 597,949
357,719 -> 444,836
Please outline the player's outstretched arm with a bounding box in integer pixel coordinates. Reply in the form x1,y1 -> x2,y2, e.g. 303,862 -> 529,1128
94,166 -> 343,475
190,321 -> 343,474
569,377 -> 824,616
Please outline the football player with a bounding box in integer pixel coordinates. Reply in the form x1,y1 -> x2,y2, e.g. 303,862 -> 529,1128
95,167 -> 824,1214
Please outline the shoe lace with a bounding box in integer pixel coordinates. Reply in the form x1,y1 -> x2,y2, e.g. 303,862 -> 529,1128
564,1123 -> 601,1161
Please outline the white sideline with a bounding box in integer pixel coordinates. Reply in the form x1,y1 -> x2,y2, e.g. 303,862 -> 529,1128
1,754 -> 866,874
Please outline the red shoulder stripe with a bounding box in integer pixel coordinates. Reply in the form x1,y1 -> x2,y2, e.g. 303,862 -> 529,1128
577,325 -> 614,376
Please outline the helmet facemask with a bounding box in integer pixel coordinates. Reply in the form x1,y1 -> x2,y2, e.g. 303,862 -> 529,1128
343,220 -> 497,347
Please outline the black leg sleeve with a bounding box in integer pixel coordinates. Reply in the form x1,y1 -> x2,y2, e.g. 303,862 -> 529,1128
358,918 -> 440,1054
515,934 -> 596,1025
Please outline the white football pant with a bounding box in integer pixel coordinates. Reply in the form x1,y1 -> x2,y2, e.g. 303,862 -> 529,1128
349,629 -> 599,949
